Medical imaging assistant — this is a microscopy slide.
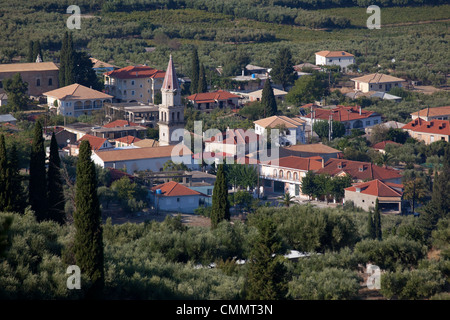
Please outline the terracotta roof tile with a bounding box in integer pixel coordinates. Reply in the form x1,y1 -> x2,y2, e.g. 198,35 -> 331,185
411,106 -> 450,118
317,158 -> 402,181
77,134 -> 108,151
351,73 -> 405,83
187,90 -> 239,103
151,181 -> 204,197
93,145 -> 192,162
267,155 -> 323,171
0,61 -> 58,72
372,140 -> 401,150
104,65 -> 165,79
303,105 -> 378,121
103,119 -> 145,128
403,118 -> 450,135
114,135 -> 141,144
254,115 -> 305,129
43,83 -> 113,100
315,50 -> 354,58
345,179 -> 403,197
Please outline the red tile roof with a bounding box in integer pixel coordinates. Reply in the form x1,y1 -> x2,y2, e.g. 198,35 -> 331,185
114,135 -> 141,144
265,155 -> 323,171
187,90 -> 239,104
372,140 -> 401,150
303,105 -> 379,122
345,179 -> 403,197
77,134 -> 108,151
316,158 -> 402,181
104,65 -> 165,79
151,181 -> 205,197
103,119 -> 145,128
402,118 -> 450,135
316,50 -> 354,58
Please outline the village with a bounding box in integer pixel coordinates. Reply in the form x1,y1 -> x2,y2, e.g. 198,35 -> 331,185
0,47 -> 448,225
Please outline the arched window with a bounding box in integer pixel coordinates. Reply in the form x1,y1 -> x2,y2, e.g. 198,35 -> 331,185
353,120 -> 363,128
294,172 -> 298,181
273,169 -> 277,177
279,170 -> 283,178
287,171 -> 292,180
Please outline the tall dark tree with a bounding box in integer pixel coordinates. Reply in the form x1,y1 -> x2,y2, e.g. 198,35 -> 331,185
373,199 -> 382,240
73,51 -> 103,91
27,40 -> 35,62
367,211 -> 376,239
301,170 -> 316,200
190,47 -> 200,94
7,143 -> 25,213
3,73 -> 29,112
74,140 -> 104,298
210,164 -> 230,229
197,63 -> 207,94
59,32 -> 68,87
270,47 -> 295,90
29,121 -> 48,221
32,41 -> 42,62
0,135 -> 9,211
65,32 -> 75,86
261,80 -> 277,117
47,132 -> 65,225
419,144 -> 450,238
245,215 -> 288,300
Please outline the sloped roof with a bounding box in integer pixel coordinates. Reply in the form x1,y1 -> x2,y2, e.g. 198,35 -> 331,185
281,143 -> 342,154
104,65 -> 165,79
315,51 -> 354,58
103,119 -> 145,128
93,145 -> 192,162
187,90 -> 239,103
402,118 -> 450,135
254,115 -> 305,129
411,106 -> 450,118
0,61 -> 58,72
151,181 -> 205,197
162,55 -> 180,91
114,135 -> 141,144
372,140 -> 401,150
204,128 -> 260,145
345,179 -> 403,197
133,138 -> 159,148
43,83 -> 113,100
265,156 -> 323,171
77,134 -> 108,151
303,105 -> 378,121
317,158 -> 402,181
89,58 -> 116,69
351,73 -> 405,83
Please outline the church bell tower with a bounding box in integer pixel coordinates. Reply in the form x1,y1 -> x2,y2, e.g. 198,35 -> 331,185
158,55 -> 185,146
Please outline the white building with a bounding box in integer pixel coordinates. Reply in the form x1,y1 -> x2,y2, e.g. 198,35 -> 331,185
44,83 -> 113,117
254,115 -> 306,146
315,51 -> 355,72
91,145 -> 194,174
351,73 -> 405,93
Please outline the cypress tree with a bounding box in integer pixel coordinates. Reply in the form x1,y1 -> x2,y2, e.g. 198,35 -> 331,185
59,32 -> 67,87
0,135 -> 9,211
367,211 -> 376,239
29,121 -> 48,221
197,63 -> 207,94
7,143 -> 25,213
47,132 -> 66,225
191,47 -> 200,94
210,164 -> 230,229
27,40 -> 35,63
245,215 -> 288,300
74,140 -> 104,298
65,32 -> 75,86
261,79 -> 277,117
373,199 -> 382,240
32,41 -> 42,62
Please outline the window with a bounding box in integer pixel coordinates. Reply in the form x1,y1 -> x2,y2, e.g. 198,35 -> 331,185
36,79 -> 41,86
366,121 -> 371,126
48,78 -> 53,86
131,90 -> 135,96
140,84 -> 143,88
177,198 -> 180,202
0,81 -> 2,88
379,85 -> 382,89
131,80 -> 135,86
374,120 -> 379,125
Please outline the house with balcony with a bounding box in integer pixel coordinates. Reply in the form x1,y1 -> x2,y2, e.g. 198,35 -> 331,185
104,65 -> 165,104
315,51 -> 355,72
204,128 -> 260,160
259,155 -> 324,198
44,83 -> 113,117
186,90 -> 240,113
254,115 -> 306,146
300,105 -> 382,135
